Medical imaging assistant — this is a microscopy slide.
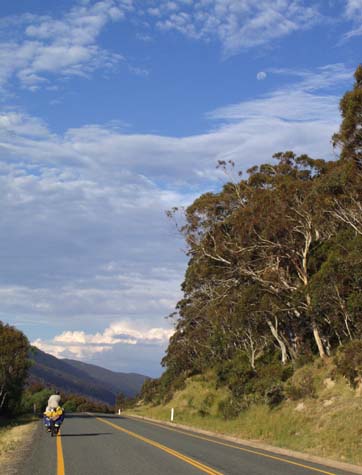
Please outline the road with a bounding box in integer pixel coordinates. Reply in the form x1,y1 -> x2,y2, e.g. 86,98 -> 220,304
20,413 -> 356,475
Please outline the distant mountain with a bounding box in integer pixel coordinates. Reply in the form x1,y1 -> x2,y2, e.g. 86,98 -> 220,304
29,347 -> 148,405
62,359 -> 145,398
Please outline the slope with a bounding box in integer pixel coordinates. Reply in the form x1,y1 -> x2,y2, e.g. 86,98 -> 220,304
63,358 -> 145,397
29,347 -> 147,405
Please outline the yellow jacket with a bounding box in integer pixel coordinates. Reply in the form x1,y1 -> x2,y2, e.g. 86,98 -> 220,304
44,407 -> 63,418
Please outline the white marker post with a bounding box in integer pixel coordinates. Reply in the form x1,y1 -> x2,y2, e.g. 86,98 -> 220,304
170,407 -> 174,422
118,409 -> 121,415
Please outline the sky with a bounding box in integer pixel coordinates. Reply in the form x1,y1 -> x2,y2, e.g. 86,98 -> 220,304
0,0 -> 361,377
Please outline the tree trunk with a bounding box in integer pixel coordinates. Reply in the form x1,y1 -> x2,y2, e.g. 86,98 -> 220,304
0,386 -> 7,409
306,292 -> 326,359
267,319 -> 288,364
312,320 -> 326,359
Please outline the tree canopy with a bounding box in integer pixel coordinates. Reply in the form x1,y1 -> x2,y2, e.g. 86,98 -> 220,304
0,321 -> 30,414
141,65 -> 362,406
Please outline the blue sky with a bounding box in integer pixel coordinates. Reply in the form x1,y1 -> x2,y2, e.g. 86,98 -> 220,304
0,0 -> 361,376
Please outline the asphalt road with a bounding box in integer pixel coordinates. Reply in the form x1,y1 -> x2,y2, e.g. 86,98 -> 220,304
20,413 -> 357,475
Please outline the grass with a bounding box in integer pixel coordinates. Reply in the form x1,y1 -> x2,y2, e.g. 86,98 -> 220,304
127,363 -> 362,466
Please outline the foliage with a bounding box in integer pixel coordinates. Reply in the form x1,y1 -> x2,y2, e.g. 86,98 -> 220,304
218,397 -> 247,420
0,321 -> 31,415
139,377 -> 162,404
284,367 -> 316,400
216,353 -> 291,409
139,370 -> 186,405
20,386 -> 52,413
62,399 -> 78,413
332,65 -> 362,168
335,340 -> 362,387
265,385 -> 285,407
21,382 -> 113,414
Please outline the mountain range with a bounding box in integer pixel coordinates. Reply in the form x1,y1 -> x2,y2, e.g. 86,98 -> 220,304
29,347 -> 148,405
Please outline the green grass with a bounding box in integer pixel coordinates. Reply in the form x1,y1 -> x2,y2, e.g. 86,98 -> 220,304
128,363 -> 362,465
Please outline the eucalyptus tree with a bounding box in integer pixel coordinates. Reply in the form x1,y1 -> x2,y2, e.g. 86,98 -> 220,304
162,65 -> 362,387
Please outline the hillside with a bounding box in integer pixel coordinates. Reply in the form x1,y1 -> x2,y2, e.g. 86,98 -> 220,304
131,361 -> 362,465
63,358 -> 146,397
29,347 -> 147,404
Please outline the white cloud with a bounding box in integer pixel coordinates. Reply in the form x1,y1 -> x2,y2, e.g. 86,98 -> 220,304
53,321 -> 173,345
31,339 -> 113,359
0,0 -> 132,90
345,0 -> 362,18
146,0 -> 320,56
267,64 -> 354,91
345,24 -> 362,38
32,320 -> 174,360
343,0 -> 362,39
0,111 -> 50,136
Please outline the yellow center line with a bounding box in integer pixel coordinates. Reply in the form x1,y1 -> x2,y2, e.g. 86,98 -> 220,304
96,417 -> 223,475
124,416 -> 337,475
56,430 -> 65,475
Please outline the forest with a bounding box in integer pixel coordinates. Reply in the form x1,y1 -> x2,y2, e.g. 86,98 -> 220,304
141,65 -> 362,411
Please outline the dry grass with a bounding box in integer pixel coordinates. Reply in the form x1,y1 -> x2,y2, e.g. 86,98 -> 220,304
128,363 -> 362,465
0,416 -> 37,470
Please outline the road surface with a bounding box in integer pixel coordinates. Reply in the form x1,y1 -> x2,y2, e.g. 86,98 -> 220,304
19,413 -> 356,475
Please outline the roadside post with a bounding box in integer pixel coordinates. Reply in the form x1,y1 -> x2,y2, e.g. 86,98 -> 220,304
171,407 -> 174,422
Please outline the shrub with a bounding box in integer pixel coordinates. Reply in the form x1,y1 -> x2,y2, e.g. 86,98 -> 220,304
216,353 -> 256,399
63,400 -> 77,412
252,362 -> 292,397
285,368 -> 316,400
335,340 -> 362,387
187,396 -> 194,408
218,397 -> 248,420
21,387 -> 52,413
265,385 -> 285,407
139,378 -> 161,404
198,393 -> 215,417
217,352 -> 293,409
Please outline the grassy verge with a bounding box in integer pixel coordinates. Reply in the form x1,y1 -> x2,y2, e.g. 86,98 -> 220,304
0,415 -> 38,464
127,366 -> 362,465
